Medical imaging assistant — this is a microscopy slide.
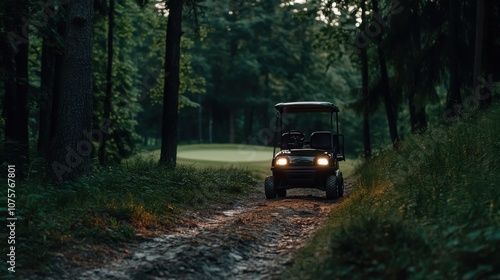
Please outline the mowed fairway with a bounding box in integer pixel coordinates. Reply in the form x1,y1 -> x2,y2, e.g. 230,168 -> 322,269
135,144 -> 357,179
136,144 -> 273,178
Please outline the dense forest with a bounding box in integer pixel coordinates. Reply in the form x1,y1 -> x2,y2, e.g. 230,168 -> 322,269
1,0 -> 499,180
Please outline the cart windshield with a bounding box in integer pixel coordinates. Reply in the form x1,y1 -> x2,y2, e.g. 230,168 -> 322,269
280,111 -> 333,137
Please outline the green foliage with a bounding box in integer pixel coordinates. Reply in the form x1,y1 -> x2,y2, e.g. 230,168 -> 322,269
173,0 -> 361,146
0,162 -> 256,275
287,104 -> 500,279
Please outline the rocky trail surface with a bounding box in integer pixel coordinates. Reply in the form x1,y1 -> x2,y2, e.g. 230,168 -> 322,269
38,179 -> 356,280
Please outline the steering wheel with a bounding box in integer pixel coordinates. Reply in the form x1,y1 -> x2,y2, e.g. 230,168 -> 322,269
288,130 -> 305,148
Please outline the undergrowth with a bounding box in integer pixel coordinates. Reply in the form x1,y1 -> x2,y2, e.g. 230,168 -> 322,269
0,160 -> 256,276
287,104 -> 500,279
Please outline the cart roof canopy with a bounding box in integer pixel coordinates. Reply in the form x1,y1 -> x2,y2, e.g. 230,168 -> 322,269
274,101 -> 340,113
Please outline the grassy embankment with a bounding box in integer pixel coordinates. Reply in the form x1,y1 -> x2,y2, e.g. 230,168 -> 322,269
0,147 -> 261,276
288,105 -> 500,279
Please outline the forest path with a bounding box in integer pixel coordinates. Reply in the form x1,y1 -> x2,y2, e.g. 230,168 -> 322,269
47,178 -> 356,279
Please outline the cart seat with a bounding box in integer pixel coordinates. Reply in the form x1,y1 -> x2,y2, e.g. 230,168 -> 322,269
281,131 -> 304,149
310,131 -> 336,151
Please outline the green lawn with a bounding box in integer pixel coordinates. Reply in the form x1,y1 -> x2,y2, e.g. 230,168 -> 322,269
134,144 -> 358,179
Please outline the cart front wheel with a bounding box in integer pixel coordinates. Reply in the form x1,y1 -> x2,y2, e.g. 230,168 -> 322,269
265,176 -> 277,199
326,175 -> 339,199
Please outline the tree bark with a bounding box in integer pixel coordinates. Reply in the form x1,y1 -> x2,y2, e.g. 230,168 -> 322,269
197,93 -> 203,143
244,107 -> 254,141
409,89 -> 427,134
160,0 -> 183,167
2,0 -> 30,173
446,0 -> 462,112
14,0 -> 30,169
360,0 -> 371,159
473,0 -> 490,107
2,1 -> 18,159
99,0 -> 115,166
50,0 -> 94,182
371,0 -> 399,145
229,108 -> 235,143
38,33 -> 57,157
408,1 -> 427,134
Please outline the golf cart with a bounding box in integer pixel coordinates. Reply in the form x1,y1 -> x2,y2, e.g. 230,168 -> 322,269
264,101 -> 345,199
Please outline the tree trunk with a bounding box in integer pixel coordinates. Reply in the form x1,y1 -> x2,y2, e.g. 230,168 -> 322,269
2,0 -> 30,173
229,108 -> 235,143
50,0 -> 94,182
473,0 -> 490,107
197,93 -> 203,143
38,36 -> 57,157
49,2 -> 69,152
15,0 -> 30,170
408,1 -> 427,134
409,89 -> 427,134
360,0 -> 371,159
371,0 -> 399,145
446,0 -> 462,112
160,0 -> 183,167
2,1 -> 18,161
99,0 -> 115,166
244,107 -> 254,141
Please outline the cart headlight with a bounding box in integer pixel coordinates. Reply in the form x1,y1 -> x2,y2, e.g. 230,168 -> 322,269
275,156 -> 288,166
316,157 -> 329,166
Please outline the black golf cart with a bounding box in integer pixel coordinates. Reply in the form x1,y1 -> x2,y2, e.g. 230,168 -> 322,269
264,101 -> 345,199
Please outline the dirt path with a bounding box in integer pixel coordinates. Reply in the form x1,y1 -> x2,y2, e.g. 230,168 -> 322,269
40,178 -> 356,280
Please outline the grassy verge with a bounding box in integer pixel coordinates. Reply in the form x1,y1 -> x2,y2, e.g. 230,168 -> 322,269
287,105 -> 500,279
0,159 -> 257,276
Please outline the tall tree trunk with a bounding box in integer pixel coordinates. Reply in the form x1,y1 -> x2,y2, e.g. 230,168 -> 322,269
197,93 -> 203,143
244,107 -> 254,141
99,0 -> 115,166
408,89 -> 427,134
229,108 -> 235,143
49,2 -> 69,151
360,0 -> 371,159
209,109 -> 213,144
371,0 -> 399,145
50,0 -> 94,182
473,0 -> 490,107
2,1 -> 18,161
38,36 -> 57,157
15,0 -> 30,170
160,0 -> 183,167
408,1 -> 427,134
379,53 -> 399,144
446,0 -> 462,112
2,0 -> 30,174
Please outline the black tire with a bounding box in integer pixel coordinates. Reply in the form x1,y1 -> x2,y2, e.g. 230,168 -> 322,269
265,176 -> 276,199
325,175 -> 339,199
277,188 -> 287,198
